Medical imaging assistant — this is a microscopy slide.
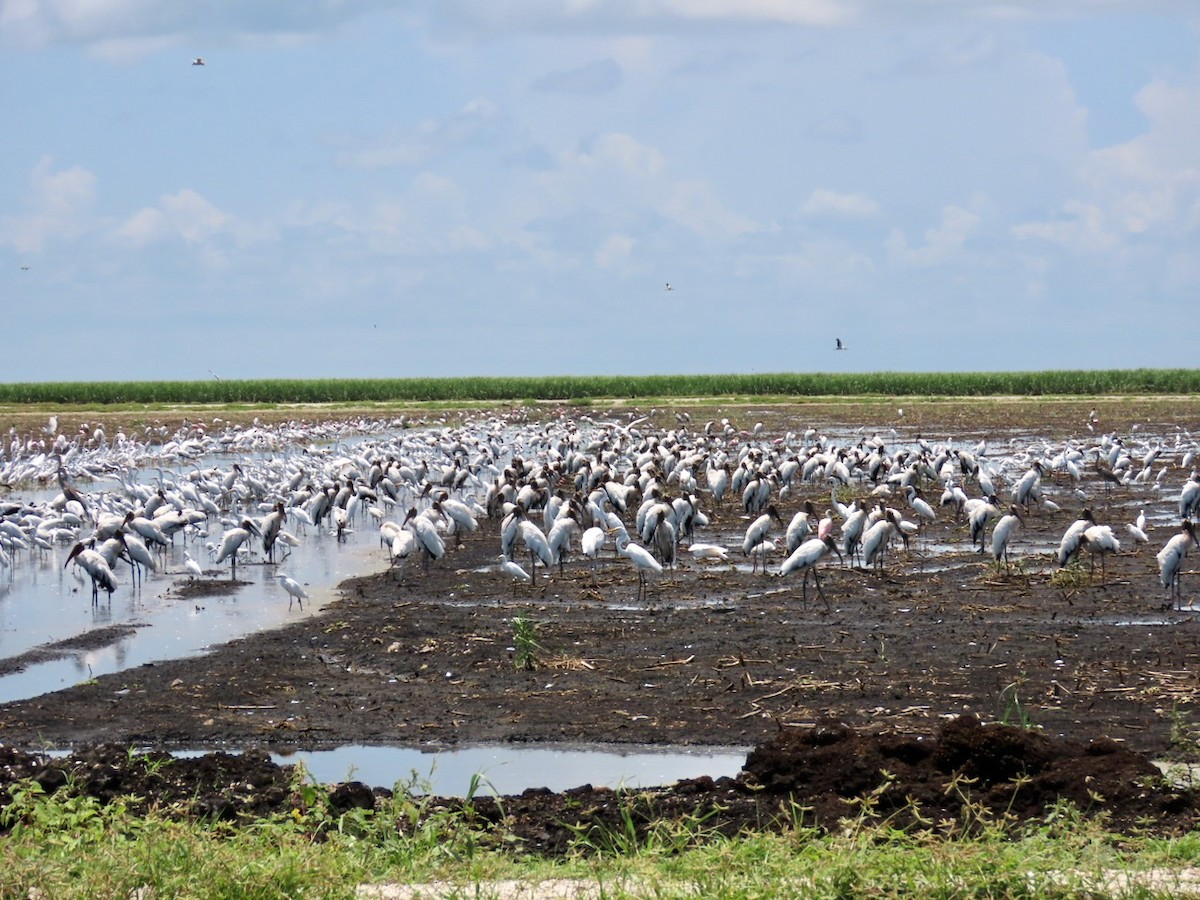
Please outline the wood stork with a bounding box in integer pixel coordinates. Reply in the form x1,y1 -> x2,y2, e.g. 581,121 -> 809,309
741,504 -> 782,571
214,519 -> 261,579
65,542 -> 117,603
260,501 -> 286,563
785,501 -> 816,554
120,531 -> 157,585
1079,525 -> 1121,583
840,501 -> 868,566
581,525 -> 607,574
1056,509 -> 1096,568
404,507 -> 446,573
1011,461 -> 1044,509
990,506 -> 1023,572
861,510 -> 900,573
517,519 -> 554,582
1157,521 -> 1196,608
967,495 -> 1001,553
779,535 -> 841,609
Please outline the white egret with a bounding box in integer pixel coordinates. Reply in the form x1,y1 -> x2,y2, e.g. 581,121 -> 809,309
276,573 -> 309,610
617,537 -> 662,602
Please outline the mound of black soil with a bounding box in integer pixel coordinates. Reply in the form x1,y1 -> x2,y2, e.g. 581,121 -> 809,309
2,717 -> 1195,856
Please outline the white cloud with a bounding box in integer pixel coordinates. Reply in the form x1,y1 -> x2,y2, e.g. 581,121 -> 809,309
0,156 -> 97,253
1015,73 -> 1200,253
663,181 -> 758,242
0,0 -> 388,51
886,204 -> 981,267
802,188 -> 880,219
117,188 -> 269,249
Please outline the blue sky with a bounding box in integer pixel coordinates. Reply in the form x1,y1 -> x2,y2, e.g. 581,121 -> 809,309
2,2 -> 1198,382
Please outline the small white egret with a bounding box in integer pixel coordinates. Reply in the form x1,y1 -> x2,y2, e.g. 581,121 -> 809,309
276,573 -> 309,610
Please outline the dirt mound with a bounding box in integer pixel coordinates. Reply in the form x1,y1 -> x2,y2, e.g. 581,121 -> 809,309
2,718 -> 1195,854
742,715 -> 1193,835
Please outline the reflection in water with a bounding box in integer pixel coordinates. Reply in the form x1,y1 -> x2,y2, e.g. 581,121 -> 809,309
275,744 -> 749,796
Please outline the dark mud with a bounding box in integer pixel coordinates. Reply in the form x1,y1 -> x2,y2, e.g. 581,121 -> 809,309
1,716 -> 1195,854
3,399 -> 1200,841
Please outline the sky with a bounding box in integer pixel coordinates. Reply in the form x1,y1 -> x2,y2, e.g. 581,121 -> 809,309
2,1 -> 1198,383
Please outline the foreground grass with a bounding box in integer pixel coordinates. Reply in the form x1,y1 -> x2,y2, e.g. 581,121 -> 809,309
4,779 -> 1200,899
2,368 -> 1200,405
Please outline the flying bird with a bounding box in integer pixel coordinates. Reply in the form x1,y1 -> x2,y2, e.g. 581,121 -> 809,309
192,57 -> 205,65
835,338 -> 846,350
665,282 -> 673,291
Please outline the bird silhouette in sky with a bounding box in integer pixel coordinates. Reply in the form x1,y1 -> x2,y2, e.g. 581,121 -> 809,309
192,57 -> 205,66
835,338 -> 847,350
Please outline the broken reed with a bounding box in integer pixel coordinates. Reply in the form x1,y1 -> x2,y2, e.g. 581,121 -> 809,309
1,368 -> 1199,405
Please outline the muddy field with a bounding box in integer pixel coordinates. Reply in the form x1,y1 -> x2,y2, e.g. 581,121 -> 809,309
3,397 -> 1200,841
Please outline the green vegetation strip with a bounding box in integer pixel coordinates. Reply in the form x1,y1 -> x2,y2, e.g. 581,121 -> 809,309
1,369 -> 1198,405
4,775 -> 1200,898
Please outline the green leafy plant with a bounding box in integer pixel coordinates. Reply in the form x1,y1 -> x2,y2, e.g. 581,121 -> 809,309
999,682 -> 1037,729
511,615 -> 546,671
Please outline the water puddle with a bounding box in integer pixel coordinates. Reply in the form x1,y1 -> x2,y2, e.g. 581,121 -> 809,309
0,536 -> 384,704
278,744 -> 750,795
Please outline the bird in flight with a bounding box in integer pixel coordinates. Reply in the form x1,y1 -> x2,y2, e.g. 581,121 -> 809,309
835,338 -> 847,350
192,57 -> 205,66
665,282 -> 673,291
20,265 -> 30,271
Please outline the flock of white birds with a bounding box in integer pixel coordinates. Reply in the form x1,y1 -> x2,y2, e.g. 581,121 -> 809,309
1,408 -> 1198,620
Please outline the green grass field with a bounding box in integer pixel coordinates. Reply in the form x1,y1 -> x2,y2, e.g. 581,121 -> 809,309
1,368 -> 1198,405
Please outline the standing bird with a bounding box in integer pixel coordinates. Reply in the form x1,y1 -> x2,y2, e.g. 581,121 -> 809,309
861,509 -> 900,573
742,504 -> 782,571
779,535 -> 841,609
905,485 -> 937,525
517,519 -> 554,582
65,542 -> 118,602
183,549 -> 204,579
967,495 -> 1001,553
991,506 -> 1023,572
497,555 -> 532,596
260,501 -> 287,563
405,508 -> 446,573
1079,525 -> 1121,583
214,519 -> 261,579
1157,521 -> 1197,608
276,573 -> 309,610
1056,509 -> 1097,569
1011,461 -> 1044,509
617,536 -> 662,602
581,525 -> 607,574
57,466 -> 90,520
785,501 -> 816,554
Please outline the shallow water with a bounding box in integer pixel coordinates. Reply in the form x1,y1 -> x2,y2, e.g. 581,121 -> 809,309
0,511 -> 386,704
275,743 -> 749,795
